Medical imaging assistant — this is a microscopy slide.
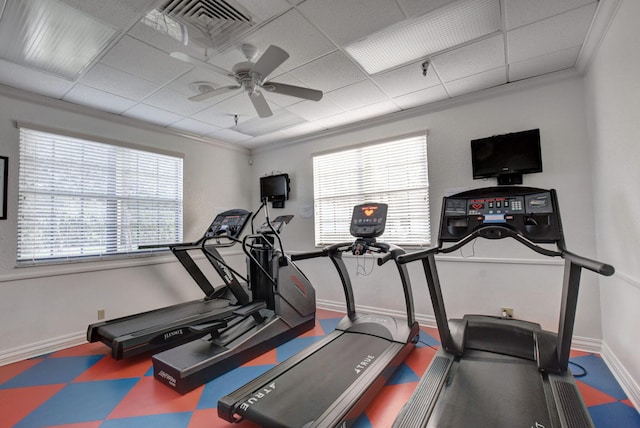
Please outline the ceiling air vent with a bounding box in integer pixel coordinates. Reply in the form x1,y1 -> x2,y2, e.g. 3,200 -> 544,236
158,0 -> 255,49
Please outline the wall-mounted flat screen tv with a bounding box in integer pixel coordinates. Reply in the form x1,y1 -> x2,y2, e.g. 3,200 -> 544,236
471,128 -> 542,185
260,173 -> 290,207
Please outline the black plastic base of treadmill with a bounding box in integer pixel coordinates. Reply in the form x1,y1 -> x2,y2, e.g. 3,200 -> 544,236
153,317 -> 315,394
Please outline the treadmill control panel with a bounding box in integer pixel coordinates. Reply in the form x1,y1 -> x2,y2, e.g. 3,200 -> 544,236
206,209 -> 251,239
440,187 -> 561,243
350,203 -> 388,238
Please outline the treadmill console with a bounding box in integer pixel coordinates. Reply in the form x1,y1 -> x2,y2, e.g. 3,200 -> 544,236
350,203 -> 388,238
205,209 -> 251,239
440,187 -> 561,243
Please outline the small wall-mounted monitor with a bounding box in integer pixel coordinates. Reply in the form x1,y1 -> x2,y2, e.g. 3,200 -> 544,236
471,128 -> 542,185
260,173 -> 290,208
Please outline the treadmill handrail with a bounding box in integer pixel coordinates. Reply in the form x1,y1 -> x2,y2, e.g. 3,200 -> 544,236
562,250 -> 615,276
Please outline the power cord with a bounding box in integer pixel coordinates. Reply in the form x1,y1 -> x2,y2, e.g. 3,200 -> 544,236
569,361 -> 588,377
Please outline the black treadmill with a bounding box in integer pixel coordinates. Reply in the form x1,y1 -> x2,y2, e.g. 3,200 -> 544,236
87,209 -> 253,359
218,203 -> 420,427
151,205 -> 316,394
392,187 -> 615,428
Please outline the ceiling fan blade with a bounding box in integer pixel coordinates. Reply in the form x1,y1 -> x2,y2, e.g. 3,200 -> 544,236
249,90 -> 273,118
263,82 -> 323,101
188,85 -> 241,102
170,51 -> 236,84
250,45 -> 289,80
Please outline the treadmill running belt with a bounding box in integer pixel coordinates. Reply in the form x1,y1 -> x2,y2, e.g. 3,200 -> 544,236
98,299 -> 232,340
238,332 -> 393,427
427,351 -> 552,428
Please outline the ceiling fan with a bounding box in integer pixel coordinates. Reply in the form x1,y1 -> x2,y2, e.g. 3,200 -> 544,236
171,44 -> 323,118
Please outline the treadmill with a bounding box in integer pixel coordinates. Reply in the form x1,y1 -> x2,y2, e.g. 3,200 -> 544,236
87,209 -> 253,359
151,204 -> 316,394
392,187 -> 614,428
218,203 -> 420,427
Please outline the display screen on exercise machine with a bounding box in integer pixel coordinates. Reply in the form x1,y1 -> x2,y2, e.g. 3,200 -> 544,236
350,203 -> 388,238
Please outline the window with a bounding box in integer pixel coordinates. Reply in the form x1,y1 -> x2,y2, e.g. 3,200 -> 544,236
17,126 -> 183,264
313,133 -> 430,247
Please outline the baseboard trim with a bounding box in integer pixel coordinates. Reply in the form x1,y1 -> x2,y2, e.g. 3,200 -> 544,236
572,336 -> 602,354
601,342 -> 640,411
0,331 -> 86,366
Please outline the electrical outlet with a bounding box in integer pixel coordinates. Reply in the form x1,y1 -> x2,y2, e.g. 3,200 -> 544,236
501,307 -> 514,319
97,309 -> 105,320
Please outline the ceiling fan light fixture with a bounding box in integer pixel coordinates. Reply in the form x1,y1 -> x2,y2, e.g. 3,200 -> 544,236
0,0 -> 118,81
344,0 -> 501,75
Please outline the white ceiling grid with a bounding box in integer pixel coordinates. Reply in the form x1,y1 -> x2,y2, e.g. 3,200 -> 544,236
0,0 -> 602,149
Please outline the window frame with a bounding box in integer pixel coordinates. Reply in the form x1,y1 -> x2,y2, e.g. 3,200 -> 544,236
312,131 -> 430,248
16,123 -> 184,266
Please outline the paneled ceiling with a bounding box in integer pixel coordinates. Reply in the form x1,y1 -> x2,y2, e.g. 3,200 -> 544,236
0,0 -> 603,149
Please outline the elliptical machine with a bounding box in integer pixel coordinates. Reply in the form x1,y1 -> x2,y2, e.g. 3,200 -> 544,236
152,200 -> 316,393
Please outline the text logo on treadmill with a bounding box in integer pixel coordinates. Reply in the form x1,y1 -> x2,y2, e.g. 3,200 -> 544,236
164,329 -> 183,341
157,370 -> 177,387
354,355 -> 376,374
531,423 -> 546,428
239,382 -> 276,412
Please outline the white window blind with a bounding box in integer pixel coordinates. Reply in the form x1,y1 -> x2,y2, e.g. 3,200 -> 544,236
17,127 -> 183,264
313,134 -> 430,246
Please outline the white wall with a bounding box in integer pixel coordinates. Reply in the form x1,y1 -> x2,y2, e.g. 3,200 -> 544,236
251,74 -> 605,342
0,88 -> 252,360
584,0 -> 640,404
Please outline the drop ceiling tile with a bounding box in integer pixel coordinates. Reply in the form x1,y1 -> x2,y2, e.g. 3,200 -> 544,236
63,84 -> 137,114
206,128 -> 253,143
281,121 -> 325,138
238,0 -> 291,21
325,80 -> 389,110
507,3 -> 597,63
60,0 -> 158,29
339,100 -> 401,123
290,51 -> 366,92
190,106 -> 240,128
285,98 -> 346,121
313,112 -> 361,130
396,0 -> 458,16
297,0 -> 405,45
126,22 -> 191,55
101,36 -> 192,84
233,109 -> 305,136
242,10 -> 336,71
143,87 -> 213,115
505,0 -> 596,30
444,66 -> 506,97
245,131 -> 289,147
431,34 -> 505,82
122,103 -> 185,126
372,60 -> 441,97
79,63 -> 158,100
392,85 -> 449,109
509,46 -> 581,81
0,60 -> 75,98
170,118 -> 223,136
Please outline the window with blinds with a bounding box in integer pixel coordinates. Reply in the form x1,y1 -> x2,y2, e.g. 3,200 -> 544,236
17,127 -> 183,264
313,133 -> 430,247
